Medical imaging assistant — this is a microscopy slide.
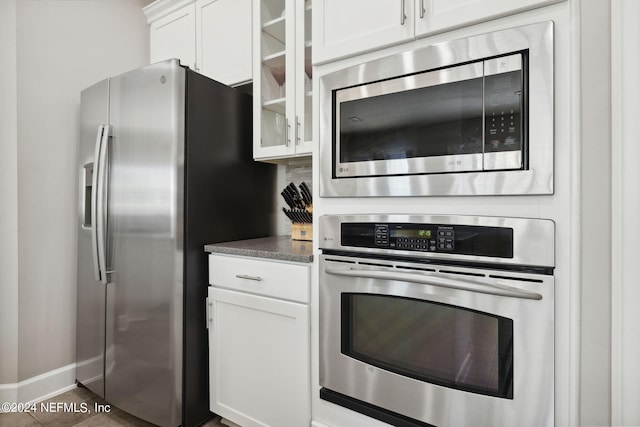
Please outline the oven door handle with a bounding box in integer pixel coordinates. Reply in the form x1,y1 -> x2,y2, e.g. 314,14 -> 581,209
325,268 -> 543,300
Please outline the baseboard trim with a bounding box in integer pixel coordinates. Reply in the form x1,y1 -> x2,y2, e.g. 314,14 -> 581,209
0,363 -> 76,409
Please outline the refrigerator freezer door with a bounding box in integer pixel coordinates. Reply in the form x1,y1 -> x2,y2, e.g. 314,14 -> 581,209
76,79 -> 109,398
105,60 -> 185,427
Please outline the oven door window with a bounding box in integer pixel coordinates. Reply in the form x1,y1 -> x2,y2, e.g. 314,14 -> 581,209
342,293 -> 514,399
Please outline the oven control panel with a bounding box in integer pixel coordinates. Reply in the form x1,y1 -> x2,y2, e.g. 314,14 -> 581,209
375,224 -> 455,252
345,222 -> 513,258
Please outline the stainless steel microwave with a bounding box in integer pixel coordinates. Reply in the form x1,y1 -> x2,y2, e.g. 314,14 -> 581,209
319,22 -> 554,197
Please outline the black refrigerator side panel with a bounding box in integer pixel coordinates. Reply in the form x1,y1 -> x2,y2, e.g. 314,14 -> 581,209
182,69 -> 276,427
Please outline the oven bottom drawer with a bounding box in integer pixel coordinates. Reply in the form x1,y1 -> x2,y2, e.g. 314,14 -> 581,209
320,388 -> 435,427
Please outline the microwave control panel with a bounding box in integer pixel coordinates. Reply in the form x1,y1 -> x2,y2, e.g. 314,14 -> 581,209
342,222 -> 514,259
483,54 -> 524,156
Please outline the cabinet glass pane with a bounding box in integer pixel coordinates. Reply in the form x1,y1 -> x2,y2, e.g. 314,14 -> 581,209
261,0 -> 285,22
261,0 -> 287,148
303,2 -> 312,143
261,108 -> 286,148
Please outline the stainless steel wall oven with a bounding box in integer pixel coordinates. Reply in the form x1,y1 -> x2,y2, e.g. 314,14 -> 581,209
319,22 -> 554,197
319,214 -> 555,427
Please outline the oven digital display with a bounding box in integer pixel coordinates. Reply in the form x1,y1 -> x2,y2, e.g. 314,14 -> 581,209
391,228 -> 432,239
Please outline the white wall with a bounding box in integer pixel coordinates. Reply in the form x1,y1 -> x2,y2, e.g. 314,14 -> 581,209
579,0 -> 612,425
611,0 -> 640,424
0,0 -> 19,386
0,0 -> 150,395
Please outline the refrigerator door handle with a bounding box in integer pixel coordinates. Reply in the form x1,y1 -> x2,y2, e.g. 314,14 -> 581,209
91,125 -> 104,282
94,124 -> 111,284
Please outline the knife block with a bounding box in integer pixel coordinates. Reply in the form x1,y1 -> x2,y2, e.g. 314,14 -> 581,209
289,204 -> 312,241
291,223 -> 313,241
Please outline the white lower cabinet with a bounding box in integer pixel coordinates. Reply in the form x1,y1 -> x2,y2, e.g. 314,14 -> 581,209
207,254 -> 310,427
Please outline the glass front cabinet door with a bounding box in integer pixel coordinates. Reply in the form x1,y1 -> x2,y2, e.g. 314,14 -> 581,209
253,0 -> 312,161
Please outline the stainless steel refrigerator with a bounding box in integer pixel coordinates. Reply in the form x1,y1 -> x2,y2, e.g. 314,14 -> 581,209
75,60 -> 274,427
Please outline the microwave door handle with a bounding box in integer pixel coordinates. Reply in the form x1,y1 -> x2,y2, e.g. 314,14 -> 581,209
324,267 -> 542,300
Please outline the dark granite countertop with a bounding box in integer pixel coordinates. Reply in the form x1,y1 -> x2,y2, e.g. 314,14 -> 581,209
204,236 -> 313,263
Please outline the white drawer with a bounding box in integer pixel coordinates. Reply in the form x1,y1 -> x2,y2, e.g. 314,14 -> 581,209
208,254 -> 310,303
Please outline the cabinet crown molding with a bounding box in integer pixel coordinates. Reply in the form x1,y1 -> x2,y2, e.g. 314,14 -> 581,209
143,0 -> 196,24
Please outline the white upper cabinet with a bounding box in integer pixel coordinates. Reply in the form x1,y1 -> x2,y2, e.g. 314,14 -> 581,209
145,0 -> 253,87
148,1 -> 197,69
313,0 -> 565,64
196,0 -> 253,86
253,0 -> 312,161
313,0 -> 414,65
415,0 -> 565,37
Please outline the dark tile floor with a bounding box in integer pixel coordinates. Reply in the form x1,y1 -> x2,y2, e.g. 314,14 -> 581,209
0,386 -> 226,427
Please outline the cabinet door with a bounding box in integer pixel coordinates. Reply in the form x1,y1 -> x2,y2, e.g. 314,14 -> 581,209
207,286 -> 310,427
293,1 -> 313,155
150,4 -> 197,69
196,0 -> 253,86
254,0 -> 313,161
414,0 -> 565,37
253,0 -> 296,159
312,0 -> 414,65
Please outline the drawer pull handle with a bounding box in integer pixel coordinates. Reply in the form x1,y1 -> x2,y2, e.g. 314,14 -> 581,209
236,274 -> 263,282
